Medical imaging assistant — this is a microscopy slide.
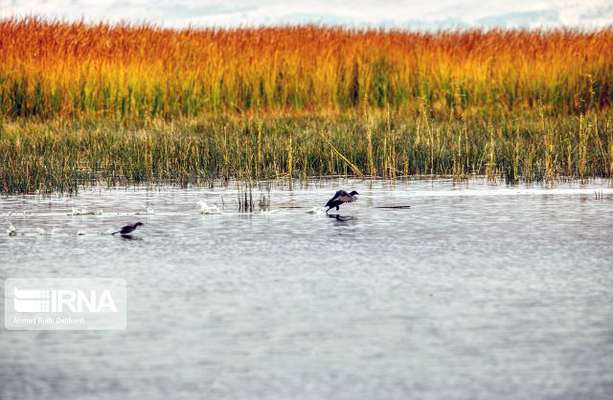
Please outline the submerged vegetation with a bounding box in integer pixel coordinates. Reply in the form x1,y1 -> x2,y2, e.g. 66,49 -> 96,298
0,18 -> 612,192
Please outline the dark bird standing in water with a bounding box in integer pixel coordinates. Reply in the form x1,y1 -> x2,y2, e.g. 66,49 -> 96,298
112,222 -> 144,235
325,190 -> 359,212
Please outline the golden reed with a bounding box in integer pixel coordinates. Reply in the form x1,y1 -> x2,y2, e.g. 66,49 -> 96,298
1,18 -> 612,119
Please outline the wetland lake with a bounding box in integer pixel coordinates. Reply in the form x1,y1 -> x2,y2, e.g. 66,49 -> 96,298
1,178 -> 613,399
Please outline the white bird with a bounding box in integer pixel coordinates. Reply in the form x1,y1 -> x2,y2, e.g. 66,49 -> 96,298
69,208 -> 95,216
7,222 -> 17,236
198,201 -> 221,215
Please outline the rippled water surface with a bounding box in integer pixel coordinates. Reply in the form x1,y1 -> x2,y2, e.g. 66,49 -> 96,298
1,178 -> 613,400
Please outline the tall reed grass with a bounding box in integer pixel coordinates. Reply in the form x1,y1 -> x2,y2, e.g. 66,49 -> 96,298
1,18 -> 612,119
1,19 -> 612,192
1,112 -> 611,193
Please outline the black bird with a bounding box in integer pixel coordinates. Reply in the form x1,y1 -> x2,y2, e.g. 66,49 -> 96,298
112,222 -> 144,236
325,190 -> 359,212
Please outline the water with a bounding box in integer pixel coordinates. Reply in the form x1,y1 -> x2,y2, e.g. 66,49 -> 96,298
1,178 -> 613,400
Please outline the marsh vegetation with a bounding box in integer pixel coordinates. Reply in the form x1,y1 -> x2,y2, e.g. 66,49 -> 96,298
2,112 -> 612,193
1,19 -> 612,192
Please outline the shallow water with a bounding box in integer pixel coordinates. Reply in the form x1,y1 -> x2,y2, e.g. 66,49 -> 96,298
1,178 -> 613,400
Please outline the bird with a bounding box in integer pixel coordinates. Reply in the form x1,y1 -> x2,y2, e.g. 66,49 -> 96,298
197,200 -> 221,215
325,190 -> 359,212
6,222 -> 17,236
112,222 -> 143,236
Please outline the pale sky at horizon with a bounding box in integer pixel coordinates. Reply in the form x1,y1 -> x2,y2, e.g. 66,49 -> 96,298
1,0 -> 612,29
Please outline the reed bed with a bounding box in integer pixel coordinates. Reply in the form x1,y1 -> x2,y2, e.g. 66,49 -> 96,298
1,19 -> 613,119
1,19 -> 613,193
1,112 -> 612,193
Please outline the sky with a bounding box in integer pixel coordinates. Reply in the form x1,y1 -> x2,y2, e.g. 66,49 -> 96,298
1,0 -> 612,29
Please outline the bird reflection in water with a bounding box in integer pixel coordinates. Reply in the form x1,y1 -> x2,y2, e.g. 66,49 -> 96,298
119,234 -> 143,241
327,213 -> 355,222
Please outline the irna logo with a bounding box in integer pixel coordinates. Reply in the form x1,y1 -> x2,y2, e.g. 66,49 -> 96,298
5,278 -> 127,330
14,287 -> 118,313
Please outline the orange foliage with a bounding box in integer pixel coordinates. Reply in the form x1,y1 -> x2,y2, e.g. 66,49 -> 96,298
1,17 -> 612,119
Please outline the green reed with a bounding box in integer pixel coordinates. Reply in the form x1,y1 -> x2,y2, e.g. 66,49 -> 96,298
1,111 -> 612,193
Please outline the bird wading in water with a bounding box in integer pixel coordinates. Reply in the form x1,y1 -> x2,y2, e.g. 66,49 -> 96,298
112,222 -> 144,235
325,190 -> 359,213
